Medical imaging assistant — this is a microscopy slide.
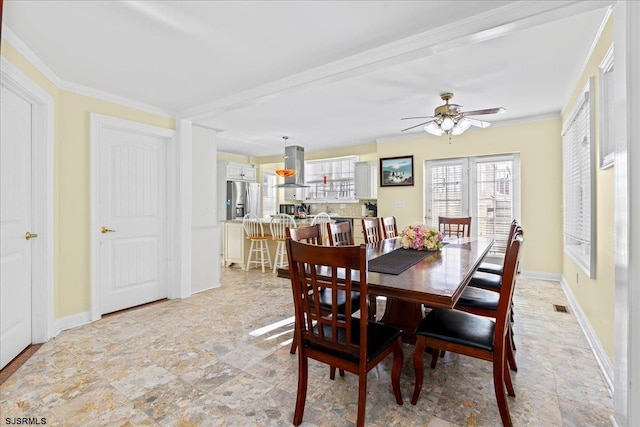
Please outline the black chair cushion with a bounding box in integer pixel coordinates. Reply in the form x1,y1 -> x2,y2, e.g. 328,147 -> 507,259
310,289 -> 361,315
469,271 -> 502,292
416,308 -> 495,352
456,286 -> 499,311
309,317 -> 402,363
477,261 -> 503,275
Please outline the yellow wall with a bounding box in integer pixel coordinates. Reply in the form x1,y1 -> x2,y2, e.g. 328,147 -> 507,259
376,118 -> 563,274
562,16 -> 615,358
2,41 -> 175,319
57,92 -> 174,317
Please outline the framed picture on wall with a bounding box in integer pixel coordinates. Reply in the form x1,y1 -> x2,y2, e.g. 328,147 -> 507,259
380,155 -> 414,187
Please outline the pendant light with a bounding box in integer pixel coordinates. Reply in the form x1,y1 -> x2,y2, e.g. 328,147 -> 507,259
275,136 -> 297,178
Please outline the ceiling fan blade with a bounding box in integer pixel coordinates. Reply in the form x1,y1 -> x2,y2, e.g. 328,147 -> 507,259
401,119 -> 435,132
466,118 -> 492,128
400,116 -> 434,120
462,107 -> 506,116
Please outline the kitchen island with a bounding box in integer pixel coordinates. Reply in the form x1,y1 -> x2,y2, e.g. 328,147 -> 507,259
222,216 -> 375,269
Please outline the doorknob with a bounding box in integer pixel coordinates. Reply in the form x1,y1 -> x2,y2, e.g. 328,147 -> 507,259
25,231 -> 38,241
101,226 -> 117,234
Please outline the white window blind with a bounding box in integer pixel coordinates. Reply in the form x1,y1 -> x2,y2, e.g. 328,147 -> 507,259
305,156 -> 358,201
475,159 -> 515,254
562,78 -> 595,277
430,163 -> 464,221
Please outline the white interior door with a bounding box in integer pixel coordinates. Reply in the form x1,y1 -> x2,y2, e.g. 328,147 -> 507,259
98,127 -> 168,314
0,86 -> 33,369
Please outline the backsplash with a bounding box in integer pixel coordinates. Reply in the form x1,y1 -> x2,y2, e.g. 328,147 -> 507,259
308,200 -> 377,217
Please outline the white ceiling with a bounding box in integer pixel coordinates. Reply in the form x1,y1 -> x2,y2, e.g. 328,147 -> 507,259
4,1 -> 611,157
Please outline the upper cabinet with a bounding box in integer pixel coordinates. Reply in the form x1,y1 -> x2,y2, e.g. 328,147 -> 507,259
224,161 -> 256,182
354,161 -> 378,199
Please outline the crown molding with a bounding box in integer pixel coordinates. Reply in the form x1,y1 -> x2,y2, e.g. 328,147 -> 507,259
1,25 -> 61,87
179,0 -> 613,121
2,24 -> 174,118
561,5 -> 613,115
60,80 -> 174,118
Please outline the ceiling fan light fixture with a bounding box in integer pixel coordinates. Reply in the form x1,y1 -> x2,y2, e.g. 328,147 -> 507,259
452,117 -> 472,135
424,121 -> 444,136
440,116 -> 455,131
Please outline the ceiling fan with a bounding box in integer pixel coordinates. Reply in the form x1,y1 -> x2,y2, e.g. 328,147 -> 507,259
401,92 -> 505,139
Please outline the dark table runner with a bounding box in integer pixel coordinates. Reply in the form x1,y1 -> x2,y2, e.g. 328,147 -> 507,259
368,248 -> 436,275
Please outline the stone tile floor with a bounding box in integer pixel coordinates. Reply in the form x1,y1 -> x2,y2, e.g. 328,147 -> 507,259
0,267 -> 613,426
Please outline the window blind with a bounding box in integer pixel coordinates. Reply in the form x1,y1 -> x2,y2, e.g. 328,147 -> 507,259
476,160 -> 514,254
430,163 -> 463,222
562,78 -> 594,277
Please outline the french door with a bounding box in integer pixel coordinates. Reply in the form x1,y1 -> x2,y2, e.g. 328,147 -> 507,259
425,154 -> 520,254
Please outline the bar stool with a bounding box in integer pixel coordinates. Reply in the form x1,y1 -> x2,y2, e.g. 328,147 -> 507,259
311,212 -> 332,245
243,214 -> 272,272
270,213 -> 296,273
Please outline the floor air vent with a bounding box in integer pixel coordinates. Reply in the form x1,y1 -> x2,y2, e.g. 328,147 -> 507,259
553,304 -> 570,313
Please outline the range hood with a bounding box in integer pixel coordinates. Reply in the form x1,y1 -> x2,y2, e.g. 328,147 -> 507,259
276,145 -> 308,188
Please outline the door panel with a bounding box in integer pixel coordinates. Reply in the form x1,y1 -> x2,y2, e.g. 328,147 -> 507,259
0,87 -> 32,369
99,128 -> 167,314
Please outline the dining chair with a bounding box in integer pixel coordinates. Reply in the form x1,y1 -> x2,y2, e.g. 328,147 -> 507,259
454,225 -> 524,372
288,224 -> 322,245
311,212 -> 332,245
242,214 -> 272,272
286,239 -> 403,427
410,228 -> 524,427
287,223 -> 362,355
361,217 -> 382,244
269,213 -> 296,274
468,222 -> 524,293
327,221 -> 354,246
380,216 -> 398,239
476,219 -> 519,275
438,216 -> 471,238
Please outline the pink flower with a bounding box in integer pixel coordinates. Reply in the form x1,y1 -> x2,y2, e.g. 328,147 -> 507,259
400,223 -> 444,251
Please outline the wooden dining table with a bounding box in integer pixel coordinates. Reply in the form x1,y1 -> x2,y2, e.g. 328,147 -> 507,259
278,236 -> 494,343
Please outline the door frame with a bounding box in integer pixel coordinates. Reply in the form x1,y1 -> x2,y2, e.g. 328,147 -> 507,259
1,57 -> 55,343
89,114 -> 178,321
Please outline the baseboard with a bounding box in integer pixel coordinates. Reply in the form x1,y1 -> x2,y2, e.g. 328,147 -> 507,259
559,275 -> 614,394
53,311 -> 92,337
519,270 -> 563,282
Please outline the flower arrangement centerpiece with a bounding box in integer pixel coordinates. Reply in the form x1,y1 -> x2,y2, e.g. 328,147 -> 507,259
400,223 -> 444,251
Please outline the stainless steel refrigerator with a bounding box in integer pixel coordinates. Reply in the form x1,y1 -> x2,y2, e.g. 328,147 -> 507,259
226,181 -> 260,220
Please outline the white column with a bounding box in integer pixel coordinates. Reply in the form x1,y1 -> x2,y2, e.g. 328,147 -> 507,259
613,1 -> 640,426
191,125 -> 221,293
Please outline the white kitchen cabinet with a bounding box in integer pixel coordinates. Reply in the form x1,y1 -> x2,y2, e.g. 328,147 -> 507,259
225,161 -> 256,182
284,187 -> 307,201
353,219 -> 365,245
354,161 -> 378,199
224,221 -> 246,267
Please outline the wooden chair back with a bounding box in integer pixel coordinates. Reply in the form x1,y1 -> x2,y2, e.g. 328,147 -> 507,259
361,217 -> 382,244
288,224 -> 322,245
380,216 -> 398,239
286,240 -> 368,360
438,216 -> 471,237
269,213 -> 296,240
495,226 -> 524,346
327,221 -> 355,246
